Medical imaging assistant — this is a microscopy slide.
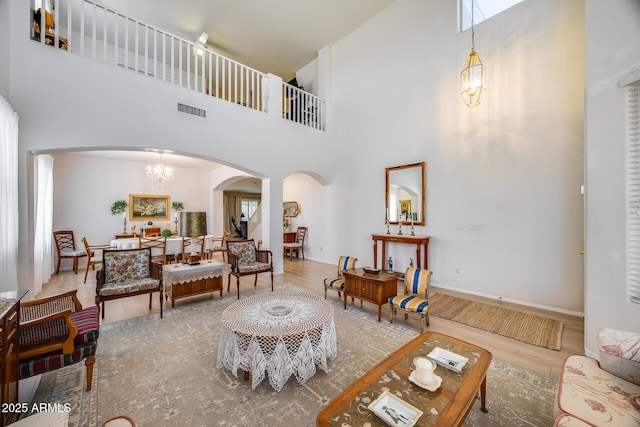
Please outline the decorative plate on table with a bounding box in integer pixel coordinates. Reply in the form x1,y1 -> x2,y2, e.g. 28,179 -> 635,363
427,347 -> 469,373
368,391 -> 423,426
362,267 -> 380,275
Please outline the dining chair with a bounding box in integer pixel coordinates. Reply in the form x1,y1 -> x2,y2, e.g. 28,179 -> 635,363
388,267 -> 432,332
179,236 -> 205,262
81,237 -> 114,283
283,226 -> 307,260
53,230 -> 87,274
208,231 -> 232,262
138,236 -> 167,264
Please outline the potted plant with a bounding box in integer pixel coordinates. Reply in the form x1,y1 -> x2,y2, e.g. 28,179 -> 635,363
172,201 -> 184,211
110,200 -> 127,215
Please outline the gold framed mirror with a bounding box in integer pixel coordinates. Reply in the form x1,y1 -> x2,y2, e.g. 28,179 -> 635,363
385,162 -> 426,225
283,201 -> 299,217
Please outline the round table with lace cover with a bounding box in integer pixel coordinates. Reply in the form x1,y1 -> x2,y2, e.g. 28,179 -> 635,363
216,290 -> 337,391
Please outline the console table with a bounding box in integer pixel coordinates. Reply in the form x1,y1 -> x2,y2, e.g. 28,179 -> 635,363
372,233 -> 431,271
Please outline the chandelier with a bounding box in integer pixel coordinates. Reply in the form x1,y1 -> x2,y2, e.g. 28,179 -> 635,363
146,154 -> 174,185
460,0 -> 486,107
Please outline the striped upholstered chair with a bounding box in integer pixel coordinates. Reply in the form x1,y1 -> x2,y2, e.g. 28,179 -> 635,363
388,267 -> 432,332
323,256 -> 357,299
18,290 -> 99,391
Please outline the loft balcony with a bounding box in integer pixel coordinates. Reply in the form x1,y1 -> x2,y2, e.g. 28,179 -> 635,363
30,0 -> 326,131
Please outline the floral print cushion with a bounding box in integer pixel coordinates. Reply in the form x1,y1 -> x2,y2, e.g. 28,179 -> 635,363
104,249 -> 151,283
557,354 -> 640,426
238,262 -> 271,273
598,328 -> 640,386
98,278 -> 160,296
227,241 -> 256,265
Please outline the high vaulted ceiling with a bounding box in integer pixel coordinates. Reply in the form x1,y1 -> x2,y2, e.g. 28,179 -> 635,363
100,0 -> 397,80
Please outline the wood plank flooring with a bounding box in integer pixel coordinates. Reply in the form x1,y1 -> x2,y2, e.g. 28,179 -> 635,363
37,257 -> 584,379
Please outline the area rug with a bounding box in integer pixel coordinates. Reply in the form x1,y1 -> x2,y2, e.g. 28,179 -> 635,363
31,284 -> 558,426
429,293 -> 564,350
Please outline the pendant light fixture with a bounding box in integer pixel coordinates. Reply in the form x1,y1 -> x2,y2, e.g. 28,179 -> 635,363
460,0 -> 486,107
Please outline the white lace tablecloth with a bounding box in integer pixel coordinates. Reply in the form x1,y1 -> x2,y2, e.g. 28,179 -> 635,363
162,260 -> 230,292
216,290 -> 337,391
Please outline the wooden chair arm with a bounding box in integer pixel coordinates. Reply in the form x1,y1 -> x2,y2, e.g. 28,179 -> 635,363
21,290 -> 82,322
256,249 -> 273,264
227,253 -> 239,270
19,309 -> 78,359
96,268 -> 106,290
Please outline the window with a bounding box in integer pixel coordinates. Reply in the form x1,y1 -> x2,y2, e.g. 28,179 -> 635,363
241,200 -> 259,219
625,77 -> 640,304
459,0 -> 524,32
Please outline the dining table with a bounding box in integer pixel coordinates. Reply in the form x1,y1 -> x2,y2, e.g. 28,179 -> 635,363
109,235 -> 219,257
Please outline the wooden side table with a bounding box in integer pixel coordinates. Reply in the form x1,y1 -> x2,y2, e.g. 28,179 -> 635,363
343,269 -> 399,322
0,290 -> 27,427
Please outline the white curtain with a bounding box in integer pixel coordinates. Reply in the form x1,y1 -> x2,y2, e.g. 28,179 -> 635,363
33,154 -> 54,295
0,96 -> 19,291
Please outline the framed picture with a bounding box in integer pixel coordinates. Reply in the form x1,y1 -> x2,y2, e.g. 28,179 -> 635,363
129,194 -> 170,221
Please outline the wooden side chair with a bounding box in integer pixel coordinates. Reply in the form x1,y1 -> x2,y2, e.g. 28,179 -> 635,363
53,230 -> 87,274
388,267 -> 432,332
225,239 -> 273,298
178,236 -> 205,262
283,226 -> 307,260
18,290 -> 99,391
81,237 -> 114,283
323,256 -> 357,299
139,236 -> 167,264
208,231 -> 232,262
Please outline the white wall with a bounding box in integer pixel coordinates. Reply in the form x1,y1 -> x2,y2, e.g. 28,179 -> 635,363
584,0 -> 640,355
326,0 -> 585,313
51,153 -> 210,271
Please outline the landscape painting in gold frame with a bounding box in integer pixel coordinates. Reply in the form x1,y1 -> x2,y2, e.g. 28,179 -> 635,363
129,194 -> 170,221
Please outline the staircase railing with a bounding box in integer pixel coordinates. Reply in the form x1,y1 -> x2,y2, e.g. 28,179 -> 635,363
282,83 -> 326,131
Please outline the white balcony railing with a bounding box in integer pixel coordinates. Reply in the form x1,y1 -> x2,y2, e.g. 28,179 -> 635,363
30,0 -> 326,129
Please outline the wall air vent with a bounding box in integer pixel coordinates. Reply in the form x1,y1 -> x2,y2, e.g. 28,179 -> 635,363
177,103 -> 207,119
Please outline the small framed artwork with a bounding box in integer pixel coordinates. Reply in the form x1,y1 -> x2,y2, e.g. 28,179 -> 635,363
129,194 -> 170,221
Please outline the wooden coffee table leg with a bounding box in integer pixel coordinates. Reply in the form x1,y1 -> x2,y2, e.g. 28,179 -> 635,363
243,370 -> 250,381
480,376 -> 488,413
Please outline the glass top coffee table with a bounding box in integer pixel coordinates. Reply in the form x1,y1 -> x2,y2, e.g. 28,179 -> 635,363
316,331 -> 492,426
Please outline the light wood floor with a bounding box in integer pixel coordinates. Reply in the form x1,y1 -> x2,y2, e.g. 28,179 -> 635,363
39,256 -> 584,379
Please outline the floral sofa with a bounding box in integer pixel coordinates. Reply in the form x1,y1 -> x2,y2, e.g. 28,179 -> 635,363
555,328 -> 640,426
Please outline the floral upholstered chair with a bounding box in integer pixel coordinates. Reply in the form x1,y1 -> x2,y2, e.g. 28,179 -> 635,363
96,247 -> 163,319
555,328 -> 640,426
323,256 -> 357,299
19,290 -> 99,391
388,267 -> 432,332
226,239 -> 273,298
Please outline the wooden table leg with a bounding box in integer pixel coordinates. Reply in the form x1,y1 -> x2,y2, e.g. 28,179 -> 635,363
479,376 -> 488,413
373,240 -> 378,269
243,370 -> 250,381
416,244 -> 421,268
424,242 -> 429,270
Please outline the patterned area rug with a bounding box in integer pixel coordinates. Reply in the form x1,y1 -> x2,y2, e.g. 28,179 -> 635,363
31,284 -> 558,426
429,293 -> 564,350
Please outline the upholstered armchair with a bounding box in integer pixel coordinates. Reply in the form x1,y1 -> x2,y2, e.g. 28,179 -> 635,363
388,267 -> 432,332
226,239 -> 273,298
323,256 -> 357,299
18,290 -> 99,391
96,247 -> 164,319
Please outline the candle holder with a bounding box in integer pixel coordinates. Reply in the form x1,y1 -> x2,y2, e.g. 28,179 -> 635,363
173,217 -> 179,235
410,224 -> 415,236
385,218 -> 390,234
122,217 -> 127,234
397,221 -> 403,235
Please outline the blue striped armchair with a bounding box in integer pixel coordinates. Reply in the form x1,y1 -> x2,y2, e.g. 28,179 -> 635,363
388,267 -> 432,332
323,256 -> 357,299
